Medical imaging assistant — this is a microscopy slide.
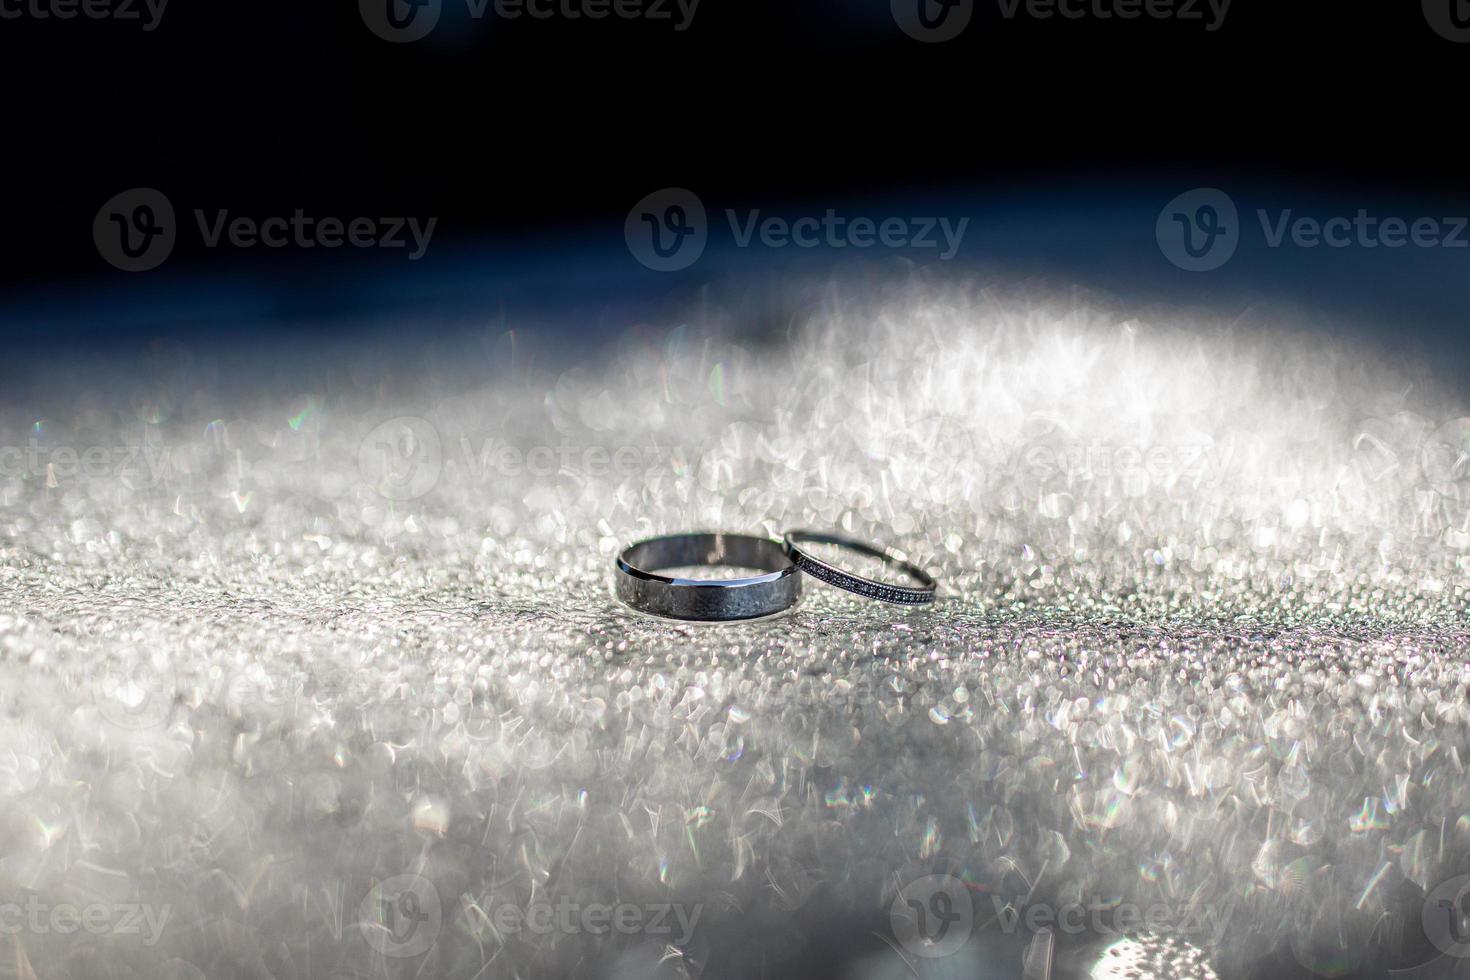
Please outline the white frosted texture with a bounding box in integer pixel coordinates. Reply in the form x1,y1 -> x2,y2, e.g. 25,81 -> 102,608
2,282 -> 1468,979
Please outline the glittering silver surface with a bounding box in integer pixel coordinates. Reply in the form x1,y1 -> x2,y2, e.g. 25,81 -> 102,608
3,281 -> 1470,980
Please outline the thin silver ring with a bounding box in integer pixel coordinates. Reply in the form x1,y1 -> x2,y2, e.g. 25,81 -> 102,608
615,532 -> 802,621
782,530 -> 937,605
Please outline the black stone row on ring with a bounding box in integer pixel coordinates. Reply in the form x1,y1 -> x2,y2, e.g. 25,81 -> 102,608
787,550 -> 934,605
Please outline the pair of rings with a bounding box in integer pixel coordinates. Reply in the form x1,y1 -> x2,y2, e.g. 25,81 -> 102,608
615,530 -> 937,622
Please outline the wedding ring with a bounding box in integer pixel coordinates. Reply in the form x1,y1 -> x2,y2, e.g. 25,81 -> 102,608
782,530 -> 937,605
615,533 -> 802,621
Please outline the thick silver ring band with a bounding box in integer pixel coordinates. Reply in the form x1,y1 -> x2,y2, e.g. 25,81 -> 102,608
615,533 -> 802,621
782,530 -> 937,605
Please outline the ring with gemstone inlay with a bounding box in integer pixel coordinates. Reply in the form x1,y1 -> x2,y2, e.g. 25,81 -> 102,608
615,532 -> 802,621
781,529 -> 937,605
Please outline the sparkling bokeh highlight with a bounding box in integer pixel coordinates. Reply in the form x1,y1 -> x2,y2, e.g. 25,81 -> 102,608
2,282 -> 1469,979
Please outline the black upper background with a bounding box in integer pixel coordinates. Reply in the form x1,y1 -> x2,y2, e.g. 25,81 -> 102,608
1,0 -> 1464,285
